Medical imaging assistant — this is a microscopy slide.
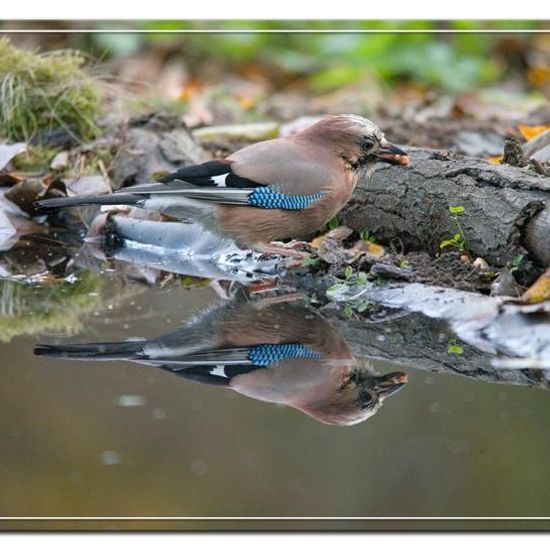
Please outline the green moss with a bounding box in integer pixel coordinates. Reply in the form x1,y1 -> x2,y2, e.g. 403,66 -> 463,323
11,145 -> 60,172
0,38 -> 102,143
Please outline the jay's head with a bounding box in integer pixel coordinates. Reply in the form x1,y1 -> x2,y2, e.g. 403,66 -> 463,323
308,368 -> 408,426
300,114 -> 409,172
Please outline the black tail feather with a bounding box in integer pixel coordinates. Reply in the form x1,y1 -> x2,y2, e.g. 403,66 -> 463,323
35,194 -> 142,211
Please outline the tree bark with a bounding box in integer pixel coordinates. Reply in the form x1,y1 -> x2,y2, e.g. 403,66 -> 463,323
340,148 -> 550,267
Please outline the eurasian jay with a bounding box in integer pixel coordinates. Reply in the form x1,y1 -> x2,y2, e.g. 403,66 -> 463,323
34,295 -> 408,426
36,115 -> 409,256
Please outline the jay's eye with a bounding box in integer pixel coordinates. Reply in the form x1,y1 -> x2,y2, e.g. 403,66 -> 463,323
361,137 -> 376,150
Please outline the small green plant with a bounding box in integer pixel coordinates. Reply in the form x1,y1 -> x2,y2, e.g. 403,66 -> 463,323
180,275 -> 211,289
360,230 -> 377,243
354,300 -> 369,313
300,256 -> 320,268
399,258 -> 410,268
440,205 -> 469,255
447,338 -> 464,355
344,265 -> 354,280
342,303 -> 353,318
328,216 -> 340,230
511,254 -> 524,273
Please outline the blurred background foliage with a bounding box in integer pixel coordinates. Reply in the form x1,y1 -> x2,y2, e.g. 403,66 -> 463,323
87,21 -> 549,93
2,20 -> 550,97
0,20 -> 548,139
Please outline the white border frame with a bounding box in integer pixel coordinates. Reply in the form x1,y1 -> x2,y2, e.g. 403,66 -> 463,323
0,21 -> 549,526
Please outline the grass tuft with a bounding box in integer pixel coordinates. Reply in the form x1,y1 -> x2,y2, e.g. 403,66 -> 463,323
0,38 -> 102,143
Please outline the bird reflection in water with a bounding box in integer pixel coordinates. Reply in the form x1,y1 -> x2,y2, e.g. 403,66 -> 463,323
34,294 -> 407,426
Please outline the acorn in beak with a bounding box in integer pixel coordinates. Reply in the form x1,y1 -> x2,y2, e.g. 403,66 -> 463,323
377,141 -> 410,166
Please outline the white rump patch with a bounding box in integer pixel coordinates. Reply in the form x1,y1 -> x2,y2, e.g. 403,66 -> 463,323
211,174 -> 228,187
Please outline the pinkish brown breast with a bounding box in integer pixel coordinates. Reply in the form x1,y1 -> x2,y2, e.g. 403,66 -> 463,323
217,170 -> 358,246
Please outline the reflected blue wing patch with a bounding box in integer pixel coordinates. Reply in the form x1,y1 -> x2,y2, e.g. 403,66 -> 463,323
248,343 -> 322,367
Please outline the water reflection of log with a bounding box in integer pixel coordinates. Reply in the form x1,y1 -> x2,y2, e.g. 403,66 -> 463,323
284,273 -> 550,390
332,313 -> 550,390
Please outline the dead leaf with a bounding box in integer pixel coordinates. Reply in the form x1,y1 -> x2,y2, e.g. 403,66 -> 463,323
309,235 -> 325,250
527,66 -> 550,88
353,240 -> 386,257
0,172 -> 23,186
518,124 -> 550,142
366,242 -> 385,256
238,97 -> 257,110
310,226 -> 353,250
0,143 -> 27,171
50,151 -> 69,170
4,179 -> 47,215
178,81 -> 205,102
521,268 -> 550,304
65,175 -> 111,197
487,155 -> 503,165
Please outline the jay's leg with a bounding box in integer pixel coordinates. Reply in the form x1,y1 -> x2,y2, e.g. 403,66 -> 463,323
271,239 -> 311,251
255,242 -> 309,259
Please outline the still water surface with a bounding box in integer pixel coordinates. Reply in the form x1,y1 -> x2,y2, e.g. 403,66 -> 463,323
2,278 -> 550,520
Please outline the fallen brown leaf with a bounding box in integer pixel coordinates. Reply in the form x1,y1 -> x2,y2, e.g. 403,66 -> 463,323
521,267 -> 550,304
518,124 -> 550,142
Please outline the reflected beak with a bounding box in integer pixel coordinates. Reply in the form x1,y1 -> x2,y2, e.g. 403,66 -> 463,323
376,142 -> 410,166
374,371 -> 409,401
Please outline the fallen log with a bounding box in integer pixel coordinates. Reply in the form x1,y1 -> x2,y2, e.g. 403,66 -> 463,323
340,148 -> 550,267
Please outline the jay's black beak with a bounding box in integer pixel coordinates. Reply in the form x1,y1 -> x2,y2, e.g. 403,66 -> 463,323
374,371 -> 408,401
376,142 -> 410,166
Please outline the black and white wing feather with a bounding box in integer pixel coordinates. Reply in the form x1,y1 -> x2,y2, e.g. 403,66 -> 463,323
115,160 -> 263,206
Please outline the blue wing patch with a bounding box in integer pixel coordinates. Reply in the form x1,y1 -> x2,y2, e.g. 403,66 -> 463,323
248,187 -> 325,210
